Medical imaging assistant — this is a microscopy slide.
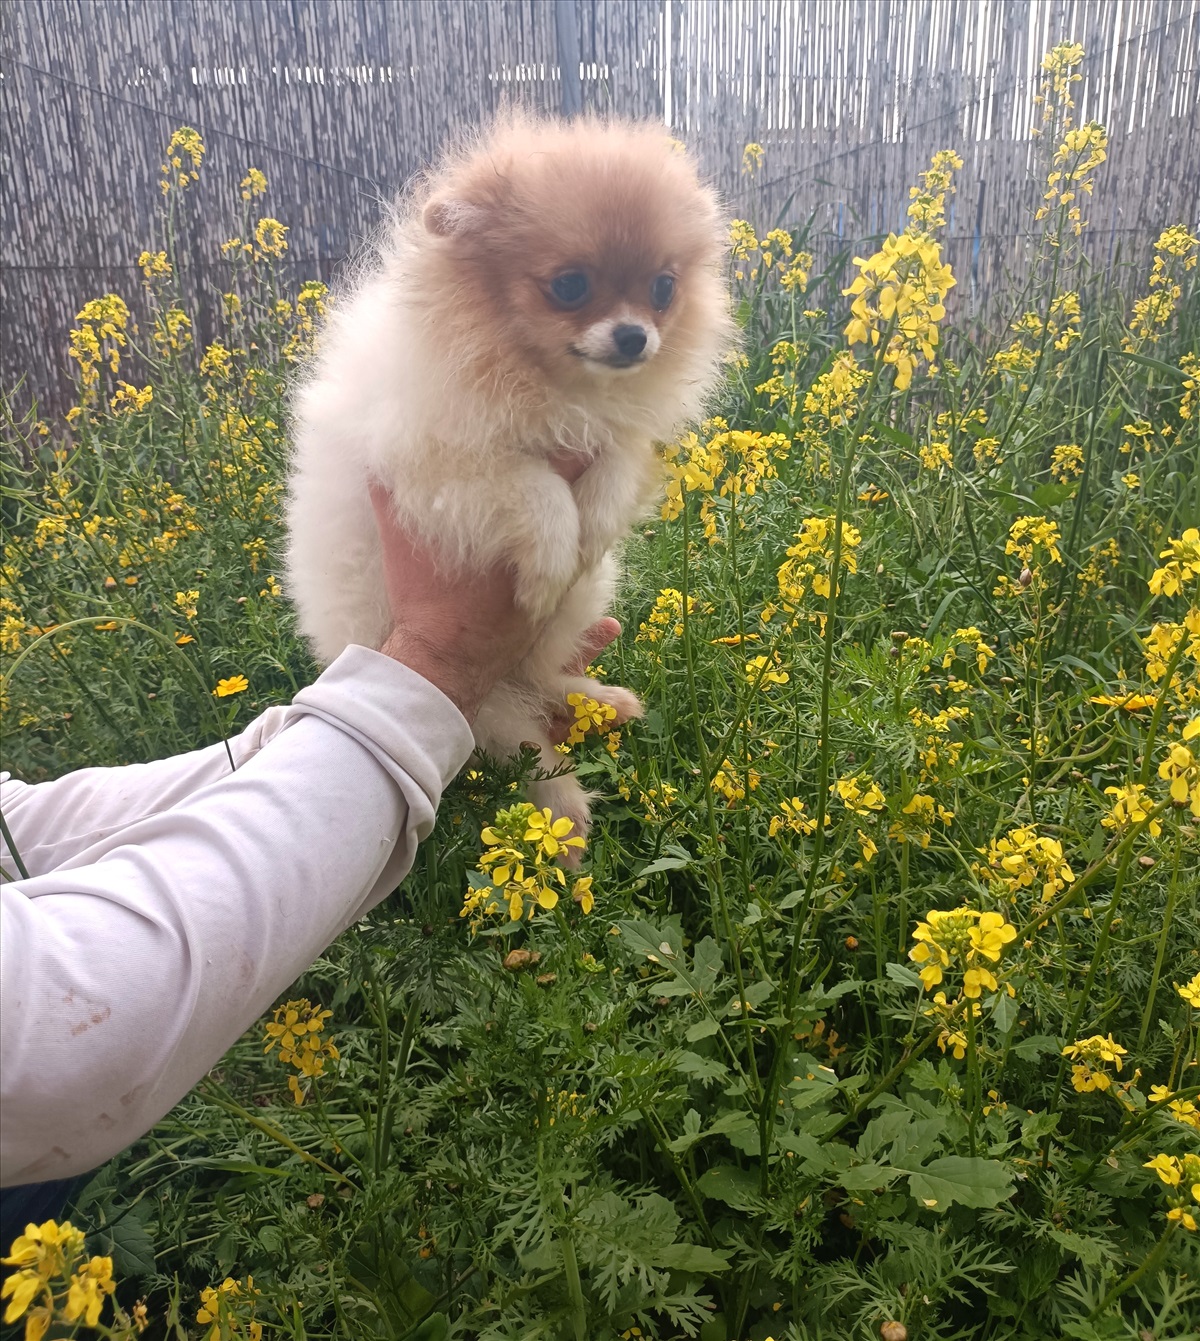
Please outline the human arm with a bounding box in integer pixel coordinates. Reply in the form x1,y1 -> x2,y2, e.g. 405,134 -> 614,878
0,647 -> 473,1184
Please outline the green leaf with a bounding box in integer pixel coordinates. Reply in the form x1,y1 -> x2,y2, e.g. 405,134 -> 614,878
674,1051 -> 729,1082
652,1243 -> 733,1273
885,961 -> 922,988
991,989 -> 1019,1035
696,1163 -> 760,1210
1113,348 -> 1190,379
104,1210 -> 157,1279
669,1108 -> 705,1153
1012,1034 -> 1062,1061
685,1016 -> 721,1042
906,1156 -> 1015,1211
1020,1111 -> 1061,1146
637,847 -> 694,877
840,1161 -> 901,1192
1032,482 -> 1076,508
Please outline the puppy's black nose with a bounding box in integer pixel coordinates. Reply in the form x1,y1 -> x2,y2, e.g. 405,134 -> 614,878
613,324 -> 647,359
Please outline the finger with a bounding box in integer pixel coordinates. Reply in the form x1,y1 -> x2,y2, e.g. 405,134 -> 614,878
565,617 -> 622,676
368,479 -> 397,536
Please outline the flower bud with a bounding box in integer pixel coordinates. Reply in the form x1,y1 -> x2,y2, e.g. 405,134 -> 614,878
881,1324 -> 908,1341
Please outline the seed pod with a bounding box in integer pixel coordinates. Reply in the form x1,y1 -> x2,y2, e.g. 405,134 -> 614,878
1019,566 -> 1033,587
503,948 -> 541,971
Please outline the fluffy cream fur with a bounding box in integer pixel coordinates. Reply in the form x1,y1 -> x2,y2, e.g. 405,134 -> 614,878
285,114 -> 732,838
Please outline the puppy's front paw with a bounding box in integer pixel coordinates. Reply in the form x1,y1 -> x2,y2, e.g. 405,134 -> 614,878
512,540 -> 577,621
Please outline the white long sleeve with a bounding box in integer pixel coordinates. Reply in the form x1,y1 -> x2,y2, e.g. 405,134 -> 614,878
0,645 -> 474,1186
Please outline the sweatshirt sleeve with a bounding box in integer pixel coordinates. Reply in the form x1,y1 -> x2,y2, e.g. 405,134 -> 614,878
0,646 -> 474,1186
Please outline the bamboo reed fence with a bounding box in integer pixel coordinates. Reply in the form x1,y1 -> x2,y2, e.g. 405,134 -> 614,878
2,0 -> 1197,413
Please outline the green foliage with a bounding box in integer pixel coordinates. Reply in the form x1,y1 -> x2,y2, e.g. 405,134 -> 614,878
3,48 -> 1200,1341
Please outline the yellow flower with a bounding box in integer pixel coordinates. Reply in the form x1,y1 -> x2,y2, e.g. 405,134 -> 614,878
254,217 -> 289,258
137,249 -> 171,280
803,350 -> 867,426
240,167 -> 268,199
264,1000 -> 338,1105
1177,972 -> 1200,1008
711,758 -> 761,805
1145,1153 -> 1182,1187
572,875 -> 595,915
563,692 -> 617,746
1050,442 -> 1084,482
1149,1085 -> 1200,1131
463,803 -> 583,932
214,674 -> 249,697
832,774 -> 886,815
745,653 -> 789,688
109,381 -> 153,414
888,792 -> 952,848
637,588 -> 698,640
63,1255 -> 115,1327
768,797 -> 826,838
909,906 -> 1017,996
1089,691 -> 1157,711
942,626 -> 995,677
160,126 -> 205,191
978,825 -> 1074,904
968,911 -> 1019,962
1101,782 -> 1161,836
919,438 -> 952,470
1004,514 -> 1063,568
524,807 -> 586,859
1158,742 -> 1200,817
1063,1034 -> 1127,1091
196,1274 -> 263,1339
843,152 -> 959,389
1149,529 -> 1200,598
741,142 -> 765,175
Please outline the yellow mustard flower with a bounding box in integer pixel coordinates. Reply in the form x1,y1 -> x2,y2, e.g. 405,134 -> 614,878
1062,1034 -> 1127,1092
909,907 -> 1018,997
1158,742 -> 1200,817
240,167 -> 268,199
1149,529 -> 1200,598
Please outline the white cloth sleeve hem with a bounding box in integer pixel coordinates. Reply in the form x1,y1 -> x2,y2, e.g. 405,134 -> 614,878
0,646 -> 473,1185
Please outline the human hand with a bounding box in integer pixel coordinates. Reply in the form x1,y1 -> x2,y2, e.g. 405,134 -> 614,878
370,483 -> 536,720
369,461 -> 615,723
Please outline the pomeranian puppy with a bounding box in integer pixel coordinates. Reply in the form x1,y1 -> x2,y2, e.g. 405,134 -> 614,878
285,114 -> 732,841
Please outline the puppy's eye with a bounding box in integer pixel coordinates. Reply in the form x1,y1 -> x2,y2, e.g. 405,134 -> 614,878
651,274 -> 676,310
549,272 -> 589,308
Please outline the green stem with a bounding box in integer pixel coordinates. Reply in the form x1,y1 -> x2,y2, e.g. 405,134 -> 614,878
199,1082 -> 354,1187
1138,826 -> 1184,1050
560,1228 -> 587,1341
1088,1223 -> 1177,1320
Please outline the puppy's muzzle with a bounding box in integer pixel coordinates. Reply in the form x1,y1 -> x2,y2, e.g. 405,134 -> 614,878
572,317 -> 661,371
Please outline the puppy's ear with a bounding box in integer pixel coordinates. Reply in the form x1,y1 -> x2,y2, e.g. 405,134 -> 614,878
422,197 -> 486,238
